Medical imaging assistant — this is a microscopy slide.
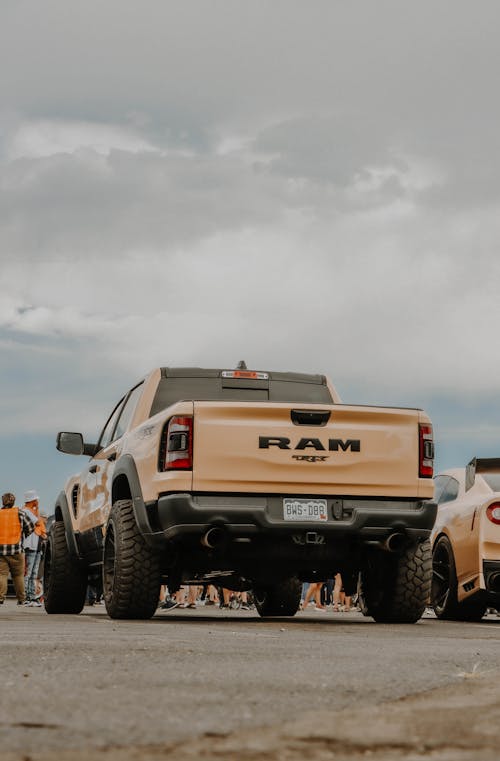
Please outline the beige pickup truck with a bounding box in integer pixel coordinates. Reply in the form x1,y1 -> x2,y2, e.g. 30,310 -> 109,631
45,364 -> 436,622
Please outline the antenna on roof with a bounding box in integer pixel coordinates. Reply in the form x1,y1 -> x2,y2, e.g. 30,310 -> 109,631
236,360 -> 247,370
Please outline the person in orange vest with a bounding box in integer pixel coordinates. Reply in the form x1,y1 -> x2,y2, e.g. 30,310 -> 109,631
22,490 -> 47,607
0,492 -> 38,606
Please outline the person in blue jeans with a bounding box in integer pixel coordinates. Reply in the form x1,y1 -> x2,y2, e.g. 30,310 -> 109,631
22,490 -> 47,607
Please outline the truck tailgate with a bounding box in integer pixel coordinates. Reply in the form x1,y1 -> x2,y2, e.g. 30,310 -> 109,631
192,402 -> 426,498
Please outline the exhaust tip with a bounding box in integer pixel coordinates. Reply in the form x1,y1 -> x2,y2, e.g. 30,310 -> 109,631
201,526 -> 226,549
384,532 -> 407,553
488,572 -> 500,594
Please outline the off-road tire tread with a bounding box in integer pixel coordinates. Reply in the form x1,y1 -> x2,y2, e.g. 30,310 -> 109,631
364,541 -> 432,624
104,499 -> 160,620
44,521 -> 87,614
254,576 -> 302,617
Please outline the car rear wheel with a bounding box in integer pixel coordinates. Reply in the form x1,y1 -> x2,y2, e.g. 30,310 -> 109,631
431,535 -> 486,621
254,576 -> 302,617
44,521 -> 88,614
103,499 -> 161,620
359,540 -> 432,623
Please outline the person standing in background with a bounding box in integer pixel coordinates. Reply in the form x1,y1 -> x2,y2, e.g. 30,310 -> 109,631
0,492 -> 37,606
301,581 -> 326,611
22,490 -> 47,607
333,573 -> 352,612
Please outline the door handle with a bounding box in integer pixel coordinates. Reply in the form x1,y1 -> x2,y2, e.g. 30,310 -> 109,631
291,409 -> 331,426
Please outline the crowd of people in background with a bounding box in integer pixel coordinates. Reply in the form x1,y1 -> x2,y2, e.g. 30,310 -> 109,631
0,490 -> 47,607
300,576 -> 356,612
156,584 -> 252,611
154,579 -> 355,613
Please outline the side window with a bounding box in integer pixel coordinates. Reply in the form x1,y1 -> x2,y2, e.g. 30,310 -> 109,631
98,398 -> 126,451
433,476 -> 450,504
439,477 -> 460,505
114,383 -> 144,441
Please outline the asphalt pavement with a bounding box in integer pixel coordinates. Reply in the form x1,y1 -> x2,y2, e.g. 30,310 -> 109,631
1,601 -> 500,760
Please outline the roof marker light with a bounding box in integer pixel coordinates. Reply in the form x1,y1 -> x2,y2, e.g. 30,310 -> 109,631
221,370 -> 269,380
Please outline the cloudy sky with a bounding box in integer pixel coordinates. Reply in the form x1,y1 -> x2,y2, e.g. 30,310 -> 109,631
2,1 -> 500,511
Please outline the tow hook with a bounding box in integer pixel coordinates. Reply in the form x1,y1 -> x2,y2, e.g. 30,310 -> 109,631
292,532 -> 325,546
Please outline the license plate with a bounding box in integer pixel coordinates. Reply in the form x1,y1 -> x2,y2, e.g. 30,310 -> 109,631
283,499 -> 328,521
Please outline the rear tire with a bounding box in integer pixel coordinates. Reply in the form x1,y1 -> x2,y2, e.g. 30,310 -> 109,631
359,541 -> 432,623
44,521 -> 88,614
431,535 -> 486,621
103,499 -> 161,620
254,576 -> 302,617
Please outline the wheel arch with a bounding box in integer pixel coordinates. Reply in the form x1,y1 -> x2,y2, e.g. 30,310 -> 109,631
432,529 -> 452,551
54,490 -> 81,560
112,473 -> 133,503
111,455 -> 151,539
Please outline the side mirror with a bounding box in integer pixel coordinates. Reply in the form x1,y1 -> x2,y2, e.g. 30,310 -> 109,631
56,432 -> 98,456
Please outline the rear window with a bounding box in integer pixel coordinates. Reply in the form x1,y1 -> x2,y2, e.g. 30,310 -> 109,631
482,474 -> 500,491
150,376 -> 333,416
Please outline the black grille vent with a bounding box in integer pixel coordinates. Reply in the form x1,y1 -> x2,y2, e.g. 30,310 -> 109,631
71,485 -> 79,518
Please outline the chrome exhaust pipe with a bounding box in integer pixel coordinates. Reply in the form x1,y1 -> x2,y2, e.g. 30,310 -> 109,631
201,527 -> 226,549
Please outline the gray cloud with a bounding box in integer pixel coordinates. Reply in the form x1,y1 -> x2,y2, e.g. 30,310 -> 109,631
1,0 -> 500,499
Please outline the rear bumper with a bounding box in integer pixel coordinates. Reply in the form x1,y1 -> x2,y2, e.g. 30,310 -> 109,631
143,493 -> 437,547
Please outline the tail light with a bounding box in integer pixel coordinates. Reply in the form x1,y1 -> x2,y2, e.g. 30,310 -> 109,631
486,503 -> 500,525
419,424 -> 434,478
160,416 -> 193,471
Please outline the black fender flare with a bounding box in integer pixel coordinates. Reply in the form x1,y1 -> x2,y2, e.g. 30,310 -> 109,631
54,491 -> 81,561
111,454 -> 152,540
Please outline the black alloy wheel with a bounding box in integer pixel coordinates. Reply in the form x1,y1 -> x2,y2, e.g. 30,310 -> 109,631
432,535 -> 486,622
431,535 -> 457,619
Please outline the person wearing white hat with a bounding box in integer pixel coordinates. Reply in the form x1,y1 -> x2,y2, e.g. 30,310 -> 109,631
23,490 -> 47,607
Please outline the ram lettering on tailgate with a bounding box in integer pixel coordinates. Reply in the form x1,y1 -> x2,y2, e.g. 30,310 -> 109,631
258,436 -> 361,452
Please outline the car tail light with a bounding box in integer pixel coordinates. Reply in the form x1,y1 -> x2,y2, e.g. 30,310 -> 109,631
161,416 -> 193,471
486,502 -> 500,525
419,424 -> 434,478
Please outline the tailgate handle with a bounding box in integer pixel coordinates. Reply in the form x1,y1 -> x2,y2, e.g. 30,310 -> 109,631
291,409 -> 331,426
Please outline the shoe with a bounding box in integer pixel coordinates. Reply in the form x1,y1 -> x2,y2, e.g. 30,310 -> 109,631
160,600 -> 178,610
240,604 -> 250,610
31,600 -> 42,608
204,599 -> 215,606
314,606 -> 326,611
17,601 -> 25,606
187,603 -> 196,609
24,600 -> 32,606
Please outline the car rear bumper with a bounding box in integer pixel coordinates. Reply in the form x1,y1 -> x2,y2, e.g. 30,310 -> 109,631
142,493 -> 437,547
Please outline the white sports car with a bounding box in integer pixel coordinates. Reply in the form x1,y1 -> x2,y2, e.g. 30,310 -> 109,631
431,458 -> 500,621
